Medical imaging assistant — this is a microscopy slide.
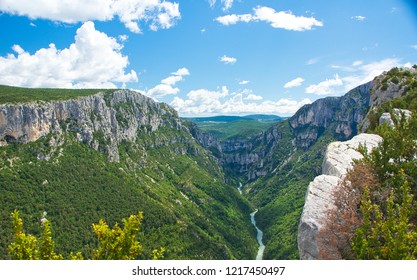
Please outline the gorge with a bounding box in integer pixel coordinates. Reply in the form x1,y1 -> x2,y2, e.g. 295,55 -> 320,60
0,66 -> 416,259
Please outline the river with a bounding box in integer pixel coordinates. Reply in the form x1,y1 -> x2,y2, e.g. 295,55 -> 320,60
250,210 -> 265,260
237,183 -> 265,260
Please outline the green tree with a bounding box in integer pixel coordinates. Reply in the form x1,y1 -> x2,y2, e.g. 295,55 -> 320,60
8,210 -> 62,260
92,212 -> 143,260
8,210 -> 164,260
352,110 -> 417,259
353,181 -> 417,259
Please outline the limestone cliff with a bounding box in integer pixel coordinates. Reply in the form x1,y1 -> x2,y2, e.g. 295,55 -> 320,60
290,82 -> 371,149
297,133 -> 382,259
0,90 -> 182,161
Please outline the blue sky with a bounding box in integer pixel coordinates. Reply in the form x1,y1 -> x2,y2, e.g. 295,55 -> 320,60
0,0 -> 416,117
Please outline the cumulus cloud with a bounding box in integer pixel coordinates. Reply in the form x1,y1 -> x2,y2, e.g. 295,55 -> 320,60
284,77 -> 305,89
170,86 -> 310,116
305,74 -> 343,95
216,14 -> 252,25
0,0 -> 181,33
0,21 -> 137,88
220,55 -> 237,64
146,67 -> 190,98
352,15 -> 366,21
216,6 -> 323,31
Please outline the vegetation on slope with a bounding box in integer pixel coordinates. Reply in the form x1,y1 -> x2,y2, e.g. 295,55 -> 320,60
188,116 -> 279,140
246,124 -> 338,259
0,85 -> 115,104
8,210 -> 163,260
0,125 -> 257,259
319,110 -> 417,259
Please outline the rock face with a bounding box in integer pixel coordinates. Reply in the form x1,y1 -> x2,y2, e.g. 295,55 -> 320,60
220,125 -> 283,180
0,90 -> 182,161
297,133 -> 383,260
289,82 -> 372,149
189,121 -> 285,181
360,67 -> 417,132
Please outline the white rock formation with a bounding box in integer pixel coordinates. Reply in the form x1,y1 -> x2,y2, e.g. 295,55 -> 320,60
298,133 -> 383,260
379,108 -> 411,127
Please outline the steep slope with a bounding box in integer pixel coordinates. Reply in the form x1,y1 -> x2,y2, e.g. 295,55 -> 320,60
0,87 -> 258,259
219,83 -> 371,259
297,133 -> 383,259
297,66 -> 417,259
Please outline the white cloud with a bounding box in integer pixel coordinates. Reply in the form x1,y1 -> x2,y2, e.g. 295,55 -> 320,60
118,34 -> 128,42
216,6 -> 323,31
220,55 -> 237,64
244,94 -> 263,101
239,80 -> 250,85
145,67 -> 190,98
305,58 -> 407,96
0,21 -> 137,88
222,0 -> 234,11
307,57 -> 319,65
170,86 -> 310,116
284,77 -> 305,88
0,0 -> 181,33
352,15 -> 366,21
208,0 -> 234,11
342,58 -> 403,91
305,74 -> 343,95
172,67 -> 190,76
161,75 -> 183,86
216,14 -> 252,25
254,6 -> 323,31
147,84 -> 180,98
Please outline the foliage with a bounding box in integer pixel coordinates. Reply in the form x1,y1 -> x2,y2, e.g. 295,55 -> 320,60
0,125 -> 257,259
245,123 -> 337,259
351,111 -> 417,259
320,109 -> 417,259
8,210 -> 63,260
318,162 -> 380,259
0,85 -> 114,104
8,210 -> 163,260
192,119 -> 275,140
92,212 -> 143,260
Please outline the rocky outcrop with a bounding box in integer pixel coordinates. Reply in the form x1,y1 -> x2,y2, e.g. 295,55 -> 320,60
0,90 -> 182,161
360,67 -> 417,132
298,133 -> 383,260
289,82 -> 371,148
379,108 -> 411,127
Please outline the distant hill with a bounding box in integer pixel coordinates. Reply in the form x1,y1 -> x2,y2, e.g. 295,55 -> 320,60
183,114 -> 284,124
183,114 -> 284,140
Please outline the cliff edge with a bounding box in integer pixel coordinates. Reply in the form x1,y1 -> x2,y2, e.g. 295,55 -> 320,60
297,133 -> 382,259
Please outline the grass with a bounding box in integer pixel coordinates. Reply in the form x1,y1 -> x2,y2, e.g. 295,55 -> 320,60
0,85 -> 114,104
